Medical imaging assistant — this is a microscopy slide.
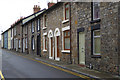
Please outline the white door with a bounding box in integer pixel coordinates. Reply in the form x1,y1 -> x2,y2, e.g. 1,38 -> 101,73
79,32 -> 85,65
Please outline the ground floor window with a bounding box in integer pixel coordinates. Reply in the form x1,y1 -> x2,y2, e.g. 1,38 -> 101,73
93,30 -> 101,55
32,36 -> 35,50
43,33 -> 47,51
64,30 -> 70,50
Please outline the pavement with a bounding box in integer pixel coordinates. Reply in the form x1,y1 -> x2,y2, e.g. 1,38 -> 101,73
2,49 -> 120,80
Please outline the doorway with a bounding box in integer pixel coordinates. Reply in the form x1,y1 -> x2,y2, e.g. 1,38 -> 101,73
78,32 -> 85,65
37,34 -> 41,56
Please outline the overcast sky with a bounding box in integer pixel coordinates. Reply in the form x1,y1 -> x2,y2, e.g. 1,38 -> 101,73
0,0 -> 57,40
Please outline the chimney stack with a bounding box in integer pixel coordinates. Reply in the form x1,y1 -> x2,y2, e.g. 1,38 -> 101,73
48,2 -> 55,8
33,5 -> 41,13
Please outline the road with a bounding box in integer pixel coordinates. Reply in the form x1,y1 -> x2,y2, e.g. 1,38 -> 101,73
1,49 -> 84,79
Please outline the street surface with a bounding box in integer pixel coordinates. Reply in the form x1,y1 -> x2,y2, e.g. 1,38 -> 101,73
1,49 -> 83,79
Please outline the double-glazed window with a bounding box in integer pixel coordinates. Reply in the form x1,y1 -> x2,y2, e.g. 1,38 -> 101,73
64,3 -> 69,20
93,30 -> 101,55
32,36 -> 35,50
64,30 -> 70,50
92,2 -> 100,20
32,21 -> 34,33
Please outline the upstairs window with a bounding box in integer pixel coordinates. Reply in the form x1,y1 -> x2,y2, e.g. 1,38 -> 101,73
25,25 -> 27,34
44,15 -> 47,27
64,3 -> 69,20
32,21 -> 34,33
64,30 -> 70,50
14,27 -> 16,36
93,2 -> 100,20
37,19 -> 40,31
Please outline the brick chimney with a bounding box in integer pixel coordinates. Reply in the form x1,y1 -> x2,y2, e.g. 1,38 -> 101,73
48,2 -> 55,8
33,5 -> 41,13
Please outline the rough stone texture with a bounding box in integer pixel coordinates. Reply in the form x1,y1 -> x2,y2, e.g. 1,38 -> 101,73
27,18 -> 41,56
40,3 -> 71,63
71,2 -> 119,75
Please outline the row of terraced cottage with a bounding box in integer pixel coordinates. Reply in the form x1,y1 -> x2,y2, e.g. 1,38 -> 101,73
1,2 -> 120,75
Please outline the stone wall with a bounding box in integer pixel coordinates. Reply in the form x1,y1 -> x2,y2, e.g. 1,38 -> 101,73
71,2 -> 119,75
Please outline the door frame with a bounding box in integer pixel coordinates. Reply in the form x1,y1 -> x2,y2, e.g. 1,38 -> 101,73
48,30 -> 54,59
37,34 -> 41,56
77,28 -> 85,65
54,28 -> 60,61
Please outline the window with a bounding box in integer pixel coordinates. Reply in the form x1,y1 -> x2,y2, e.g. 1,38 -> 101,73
18,39 -> 21,48
43,33 -> 47,51
64,30 -> 70,50
32,21 -> 34,33
64,3 -> 69,20
14,27 -> 16,36
44,15 -> 47,27
37,19 -> 40,31
25,25 -> 27,34
32,36 -> 35,50
45,35 -> 47,50
26,38 -> 27,49
93,30 -> 101,55
92,2 -> 100,20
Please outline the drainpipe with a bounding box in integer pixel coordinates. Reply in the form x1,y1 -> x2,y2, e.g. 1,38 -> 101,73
69,2 -> 72,64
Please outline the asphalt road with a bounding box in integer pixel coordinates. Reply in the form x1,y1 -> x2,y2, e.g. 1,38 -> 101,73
1,49 -> 82,79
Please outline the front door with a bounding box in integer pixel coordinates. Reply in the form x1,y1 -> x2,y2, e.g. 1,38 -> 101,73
51,37 -> 53,59
79,32 -> 85,65
55,36 -> 60,61
37,35 -> 41,56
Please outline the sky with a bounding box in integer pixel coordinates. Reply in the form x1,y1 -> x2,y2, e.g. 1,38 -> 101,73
0,0 -> 57,40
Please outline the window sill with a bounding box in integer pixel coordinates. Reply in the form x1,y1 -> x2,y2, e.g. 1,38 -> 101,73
62,19 -> 69,24
90,19 -> 101,24
61,50 -> 70,53
91,55 -> 101,58
43,49 -> 47,52
43,27 -> 47,30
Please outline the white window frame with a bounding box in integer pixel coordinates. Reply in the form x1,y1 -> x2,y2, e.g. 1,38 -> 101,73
43,14 -> 47,30
43,32 -> 47,51
62,3 -> 69,24
93,2 -> 100,20
61,26 -> 70,53
93,30 -> 101,55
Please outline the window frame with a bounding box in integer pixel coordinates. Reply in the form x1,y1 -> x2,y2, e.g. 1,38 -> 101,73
37,19 -> 40,31
93,29 -> 101,56
92,2 -> 100,20
31,21 -> 35,33
32,36 -> 35,50
64,30 -> 70,50
44,15 -> 47,27
45,35 -> 47,50
64,3 -> 70,20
